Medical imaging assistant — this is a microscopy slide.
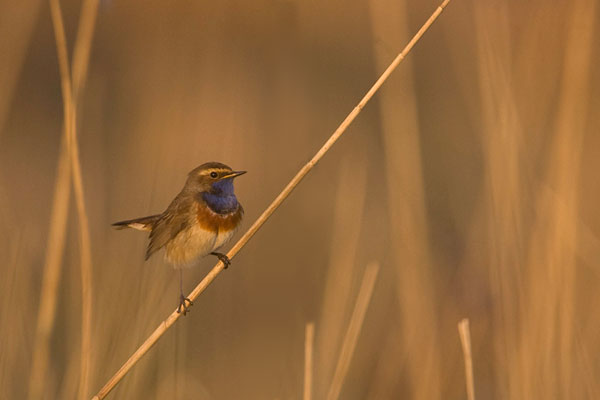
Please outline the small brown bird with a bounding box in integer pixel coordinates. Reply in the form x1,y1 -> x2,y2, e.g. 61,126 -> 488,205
113,162 -> 246,315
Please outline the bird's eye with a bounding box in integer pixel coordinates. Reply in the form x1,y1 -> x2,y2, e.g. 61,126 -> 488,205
210,172 -> 218,179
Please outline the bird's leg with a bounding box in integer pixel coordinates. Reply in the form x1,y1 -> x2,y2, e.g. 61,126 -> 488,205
177,269 -> 193,315
211,252 -> 231,269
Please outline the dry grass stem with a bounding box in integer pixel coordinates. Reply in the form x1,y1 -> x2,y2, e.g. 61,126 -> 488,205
71,0 -> 99,101
70,72 -> 94,400
29,0 -> 100,397
458,319 -> 475,400
304,322 -> 315,400
92,1 -> 450,397
326,261 -> 379,400
48,0 -> 97,397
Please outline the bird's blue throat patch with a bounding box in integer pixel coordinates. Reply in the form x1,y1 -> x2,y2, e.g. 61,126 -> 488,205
202,179 -> 239,214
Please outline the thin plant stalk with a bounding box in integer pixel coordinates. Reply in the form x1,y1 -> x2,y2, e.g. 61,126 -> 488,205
304,322 -> 315,400
29,0 -> 100,397
326,261 -> 379,400
49,0 -> 96,397
92,1 -> 451,397
71,0 -> 99,102
458,319 -> 476,400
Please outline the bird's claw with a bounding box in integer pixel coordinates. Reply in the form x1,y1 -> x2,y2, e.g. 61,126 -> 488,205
177,294 -> 193,315
211,252 -> 231,269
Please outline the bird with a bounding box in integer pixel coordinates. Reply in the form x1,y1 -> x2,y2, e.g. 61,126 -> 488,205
112,162 -> 246,315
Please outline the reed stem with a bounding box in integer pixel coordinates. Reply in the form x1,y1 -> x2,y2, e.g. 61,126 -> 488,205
48,0 -> 98,397
326,262 -> 379,400
304,322 -> 315,400
458,319 -> 476,400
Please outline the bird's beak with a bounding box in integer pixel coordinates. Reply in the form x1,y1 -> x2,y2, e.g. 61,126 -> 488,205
222,170 -> 247,179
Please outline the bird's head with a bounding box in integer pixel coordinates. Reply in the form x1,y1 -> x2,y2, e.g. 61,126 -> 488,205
185,162 -> 245,213
186,162 -> 246,194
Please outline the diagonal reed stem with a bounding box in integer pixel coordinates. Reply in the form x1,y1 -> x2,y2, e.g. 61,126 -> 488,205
92,1 -> 451,397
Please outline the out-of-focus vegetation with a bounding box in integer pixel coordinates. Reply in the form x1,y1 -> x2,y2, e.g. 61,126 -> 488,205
1,0 -> 599,399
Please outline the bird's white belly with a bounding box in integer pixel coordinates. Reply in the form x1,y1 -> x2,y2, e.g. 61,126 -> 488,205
165,224 -> 217,268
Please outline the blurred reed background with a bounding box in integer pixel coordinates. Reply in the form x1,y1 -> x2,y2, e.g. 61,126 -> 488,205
1,0 -> 599,399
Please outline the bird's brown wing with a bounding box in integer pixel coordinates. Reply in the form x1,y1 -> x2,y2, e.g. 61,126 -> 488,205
146,193 -> 193,260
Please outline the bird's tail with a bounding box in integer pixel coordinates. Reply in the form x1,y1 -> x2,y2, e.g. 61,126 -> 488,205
112,214 -> 161,232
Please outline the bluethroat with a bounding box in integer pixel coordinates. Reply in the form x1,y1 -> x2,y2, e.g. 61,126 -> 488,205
113,162 -> 246,315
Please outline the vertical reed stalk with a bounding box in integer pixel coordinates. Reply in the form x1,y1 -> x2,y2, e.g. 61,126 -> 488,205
29,0 -> 97,399
303,322 -> 315,400
458,319 -> 475,400
29,1 -> 99,396
48,0 -> 98,397
71,0 -> 99,102
326,262 -> 379,400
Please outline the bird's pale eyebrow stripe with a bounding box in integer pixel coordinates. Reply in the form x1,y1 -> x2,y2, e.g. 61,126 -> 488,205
199,168 -> 230,176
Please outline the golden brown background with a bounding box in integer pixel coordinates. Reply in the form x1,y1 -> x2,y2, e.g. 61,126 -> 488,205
1,0 -> 599,399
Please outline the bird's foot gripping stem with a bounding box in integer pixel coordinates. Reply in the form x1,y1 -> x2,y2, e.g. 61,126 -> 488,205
177,294 -> 193,316
211,252 -> 231,269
